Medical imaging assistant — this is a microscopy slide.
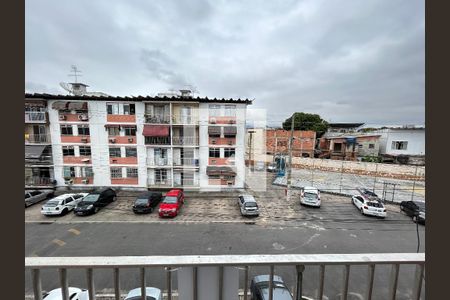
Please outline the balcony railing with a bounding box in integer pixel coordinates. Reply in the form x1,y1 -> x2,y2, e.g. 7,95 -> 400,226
172,114 -> 198,124
25,134 -> 51,144
173,158 -> 199,167
174,179 -> 199,187
25,112 -> 47,123
145,137 -> 171,145
24,176 -> 55,187
25,155 -> 53,165
25,253 -> 424,300
145,114 -> 171,124
148,157 -> 170,166
172,136 -> 199,145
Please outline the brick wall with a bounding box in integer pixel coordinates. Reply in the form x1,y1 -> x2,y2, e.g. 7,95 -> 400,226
108,136 -> 136,144
209,137 -> 236,145
266,130 -> 316,156
63,156 -> 91,164
109,157 -> 138,164
61,135 -> 90,143
107,114 -> 136,123
111,178 -> 139,185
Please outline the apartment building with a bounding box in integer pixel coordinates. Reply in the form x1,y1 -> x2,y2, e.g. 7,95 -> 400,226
25,92 -> 251,191
25,99 -> 54,188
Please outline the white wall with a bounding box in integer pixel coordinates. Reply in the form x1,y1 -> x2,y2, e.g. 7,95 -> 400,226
377,129 -> 425,155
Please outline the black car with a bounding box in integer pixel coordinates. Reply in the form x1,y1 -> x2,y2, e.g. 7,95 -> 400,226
74,188 -> 117,216
400,200 -> 425,224
132,191 -> 163,214
250,275 -> 293,300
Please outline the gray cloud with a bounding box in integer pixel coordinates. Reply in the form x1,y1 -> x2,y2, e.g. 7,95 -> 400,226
25,0 -> 424,126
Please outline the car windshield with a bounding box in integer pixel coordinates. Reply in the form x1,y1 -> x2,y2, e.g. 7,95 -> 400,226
304,192 -> 318,199
82,194 -> 100,203
245,202 -> 257,207
367,202 -> 383,208
414,202 -> 425,211
135,198 -> 149,205
44,200 -> 60,207
163,196 -> 178,204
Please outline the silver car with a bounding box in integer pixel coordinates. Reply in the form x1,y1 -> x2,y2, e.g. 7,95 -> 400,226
124,287 -> 162,300
238,194 -> 259,217
25,189 -> 54,208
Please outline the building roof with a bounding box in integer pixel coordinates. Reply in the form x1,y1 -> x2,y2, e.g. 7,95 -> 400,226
328,123 -> 365,128
25,93 -> 253,104
324,134 -> 381,140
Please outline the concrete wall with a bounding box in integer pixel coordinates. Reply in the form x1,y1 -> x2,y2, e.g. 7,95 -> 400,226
377,129 -> 425,156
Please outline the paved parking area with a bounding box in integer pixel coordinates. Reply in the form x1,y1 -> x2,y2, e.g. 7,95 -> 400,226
25,181 -> 415,229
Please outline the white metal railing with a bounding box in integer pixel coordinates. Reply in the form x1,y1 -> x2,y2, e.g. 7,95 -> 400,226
24,176 -> 54,186
172,136 -> 199,145
145,114 -> 171,124
173,158 -> 199,166
25,112 -> 47,123
148,157 -> 170,166
25,253 -> 424,300
172,113 -> 199,124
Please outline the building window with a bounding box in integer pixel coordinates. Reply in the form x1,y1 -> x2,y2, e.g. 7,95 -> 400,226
111,167 -> 122,178
368,144 -> 375,149
126,168 -> 138,178
81,167 -> 93,178
209,148 -> 220,158
79,146 -> 91,156
107,126 -> 121,136
124,126 -> 136,136
78,125 -> 90,136
125,147 -> 137,157
224,105 -> 236,117
358,144 -> 363,148
62,146 -> 75,156
209,105 -> 221,117
209,175 -> 220,180
392,141 -> 408,150
123,104 -> 136,115
155,169 -> 168,183
63,166 -> 76,178
107,103 -> 120,115
224,148 -> 235,158
60,125 -> 73,135
109,147 -> 121,157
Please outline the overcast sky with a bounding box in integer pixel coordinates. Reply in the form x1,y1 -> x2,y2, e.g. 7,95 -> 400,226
25,0 -> 424,126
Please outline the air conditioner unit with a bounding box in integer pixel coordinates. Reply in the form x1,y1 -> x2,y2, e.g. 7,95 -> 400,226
81,137 -> 88,143
228,119 -> 236,124
210,118 -> 216,124
109,138 -> 116,143
59,115 -> 66,121
81,158 -> 90,163
78,114 -> 89,121
64,179 -> 73,185
211,139 -> 217,144
228,140 -> 233,145
112,159 -> 118,163
212,160 -> 217,164
82,178 -> 89,184
128,137 -> 134,143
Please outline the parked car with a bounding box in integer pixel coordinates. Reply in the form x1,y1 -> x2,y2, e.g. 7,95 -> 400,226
124,287 -> 162,300
267,162 -> 277,172
25,189 -> 54,208
43,287 -> 89,300
132,191 -> 163,214
158,189 -> 184,217
74,188 -> 117,216
238,194 -> 259,217
358,188 -> 381,201
250,275 -> 293,300
300,186 -> 321,207
41,193 -> 88,216
352,195 -> 386,218
400,200 -> 425,224
255,161 -> 265,171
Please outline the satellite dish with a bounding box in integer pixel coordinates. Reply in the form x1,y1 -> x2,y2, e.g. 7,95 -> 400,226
59,82 -> 74,94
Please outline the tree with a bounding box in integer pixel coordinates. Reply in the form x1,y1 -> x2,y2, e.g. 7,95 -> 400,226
282,112 -> 329,136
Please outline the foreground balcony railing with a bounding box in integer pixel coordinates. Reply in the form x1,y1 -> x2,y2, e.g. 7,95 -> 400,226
25,112 -> 47,123
173,158 -> 199,167
172,136 -> 199,145
145,114 -> 171,124
25,134 -> 51,144
25,253 -> 424,300
24,176 -> 55,187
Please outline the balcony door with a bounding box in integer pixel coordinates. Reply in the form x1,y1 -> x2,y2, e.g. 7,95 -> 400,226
33,125 -> 47,142
154,148 -> 167,166
181,106 -> 192,124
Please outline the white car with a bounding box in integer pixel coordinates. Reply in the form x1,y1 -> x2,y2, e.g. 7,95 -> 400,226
41,193 -> 88,216
25,189 -> 54,208
300,186 -> 321,207
43,287 -> 89,300
124,287 -> 162,300
351,195 -> 386,218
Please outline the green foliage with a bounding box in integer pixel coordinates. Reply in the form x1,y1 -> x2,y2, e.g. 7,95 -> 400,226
282,112 -> 329,136
361,155 -> 382,163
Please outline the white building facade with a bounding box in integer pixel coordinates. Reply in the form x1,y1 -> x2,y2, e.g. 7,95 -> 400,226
26,93 -> 251,191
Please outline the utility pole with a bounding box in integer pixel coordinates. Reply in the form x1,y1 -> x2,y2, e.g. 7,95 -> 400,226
287,114 -> 295,199
248,130 -> 255,170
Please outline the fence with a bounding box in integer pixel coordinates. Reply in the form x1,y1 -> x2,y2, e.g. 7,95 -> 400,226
25,253 -> 425,300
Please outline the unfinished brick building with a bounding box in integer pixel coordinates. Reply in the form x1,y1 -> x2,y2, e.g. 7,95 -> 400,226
266,129 -> 316,157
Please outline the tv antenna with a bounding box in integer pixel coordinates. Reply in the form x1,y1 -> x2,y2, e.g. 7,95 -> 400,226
69,65 -> 82,83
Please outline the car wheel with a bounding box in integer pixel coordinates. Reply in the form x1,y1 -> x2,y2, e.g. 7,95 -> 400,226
149,207 -> 154,213
94,207 -> 99,214
360,208 -> 364,215
62,208 -> 68,215
113,196 -> 117,202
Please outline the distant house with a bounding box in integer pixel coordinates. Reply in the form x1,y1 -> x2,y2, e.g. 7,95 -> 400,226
373,127 -> 425,165
324,123 -> 365,137
319,134 -> 381,161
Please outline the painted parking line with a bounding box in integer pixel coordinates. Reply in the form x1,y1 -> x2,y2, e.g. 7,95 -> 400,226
52,239 -> 66,247
68,228 -> 81,235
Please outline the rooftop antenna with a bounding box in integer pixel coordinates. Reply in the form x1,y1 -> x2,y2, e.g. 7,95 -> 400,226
69,65 -> 82,83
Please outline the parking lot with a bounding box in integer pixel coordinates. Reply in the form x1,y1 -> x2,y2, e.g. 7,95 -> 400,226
25,175 -> 417,229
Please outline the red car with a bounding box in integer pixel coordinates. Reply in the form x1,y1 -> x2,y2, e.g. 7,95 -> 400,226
158,189 -> 184,217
